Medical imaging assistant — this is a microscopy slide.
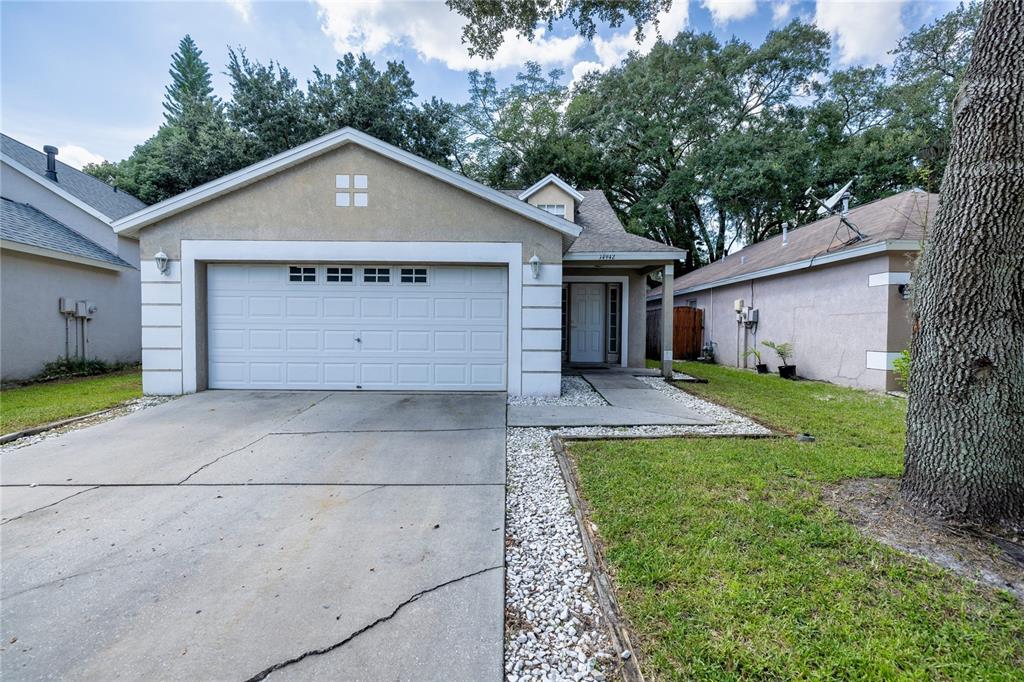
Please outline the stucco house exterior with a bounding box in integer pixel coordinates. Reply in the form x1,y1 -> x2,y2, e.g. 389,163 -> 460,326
112,128 -> 685,396
648,190 -> 936,392
1,134 -> 146,381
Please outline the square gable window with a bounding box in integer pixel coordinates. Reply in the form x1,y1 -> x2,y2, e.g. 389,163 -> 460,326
354,174 -> 368,189
335,174 -> 350,189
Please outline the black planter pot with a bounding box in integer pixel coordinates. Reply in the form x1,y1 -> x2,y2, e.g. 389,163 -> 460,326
778,365 -> 797,380
755,364 -> 769,374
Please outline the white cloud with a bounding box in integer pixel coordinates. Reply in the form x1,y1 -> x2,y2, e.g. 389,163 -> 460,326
702,0 -> 758,24
46,143 -> 105,170
226,0 -> 252,22
313,0 -> 582,70
571,0 -> 689,86
772,0 -> 794,23
814,0 -> 907,64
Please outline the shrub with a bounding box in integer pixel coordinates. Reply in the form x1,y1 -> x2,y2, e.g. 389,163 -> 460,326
893,348 -> 911,390
37,357 -> 115,381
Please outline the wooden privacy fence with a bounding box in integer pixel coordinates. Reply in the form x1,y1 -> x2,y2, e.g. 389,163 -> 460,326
647,307 -> 704,360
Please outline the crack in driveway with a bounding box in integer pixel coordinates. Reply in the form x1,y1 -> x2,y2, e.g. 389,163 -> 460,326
0,486 -> 99,525
244,564 -> 503,681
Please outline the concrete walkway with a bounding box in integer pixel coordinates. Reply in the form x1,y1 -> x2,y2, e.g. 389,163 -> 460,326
507,373 -> 715,427
2,391 -> 505,681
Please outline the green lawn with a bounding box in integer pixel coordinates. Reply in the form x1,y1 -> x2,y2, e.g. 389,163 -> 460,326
571,362 -> 1023,680
1,370 -> 142,434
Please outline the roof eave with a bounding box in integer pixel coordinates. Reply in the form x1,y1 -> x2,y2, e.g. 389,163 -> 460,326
0,239 -> 134,271
518,173 -> 586,204
646,239 -> 923,299
1,154 -> 115,225
112,128 -> 582,239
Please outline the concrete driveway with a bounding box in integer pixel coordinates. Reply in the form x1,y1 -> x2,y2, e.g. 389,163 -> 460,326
1,391 -> 506,681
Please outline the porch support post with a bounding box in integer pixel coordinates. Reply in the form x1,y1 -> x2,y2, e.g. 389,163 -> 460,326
661,262 -> 674,379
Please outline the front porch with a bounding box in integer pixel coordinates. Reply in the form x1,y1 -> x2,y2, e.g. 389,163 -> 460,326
560,257 -> 677,378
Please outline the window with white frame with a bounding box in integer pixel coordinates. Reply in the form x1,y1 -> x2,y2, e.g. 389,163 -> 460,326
363,267 -> 390,283
537,204 -> 566,217
326,267 -> 354,283
400,267 -> 428,284
607,285 -> 619,354
288,265 -> 316,282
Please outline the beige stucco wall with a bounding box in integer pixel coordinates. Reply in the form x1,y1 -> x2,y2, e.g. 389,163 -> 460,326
1,250 -> 141,380
680,255 -> 902,391
138,144 -> 564,264
525,183 -> 575,222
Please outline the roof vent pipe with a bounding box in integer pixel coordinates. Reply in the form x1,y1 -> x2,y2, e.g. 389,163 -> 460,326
43,145 -> 58,181
782,223 -> 788,246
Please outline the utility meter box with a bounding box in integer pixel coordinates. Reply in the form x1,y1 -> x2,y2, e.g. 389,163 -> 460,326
58,297 -> 76,314
74,300 -> 94,318
733,298 -> 745,312
747,308 -> 759,323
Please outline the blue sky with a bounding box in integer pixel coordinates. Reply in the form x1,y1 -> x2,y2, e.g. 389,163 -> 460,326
1,1 -> 956,168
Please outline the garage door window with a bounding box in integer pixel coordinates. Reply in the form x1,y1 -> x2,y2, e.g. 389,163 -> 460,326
400,267 -> 428,284
363,267 -> 390,283
288,266 -> 316,282
326,266 -> 354,283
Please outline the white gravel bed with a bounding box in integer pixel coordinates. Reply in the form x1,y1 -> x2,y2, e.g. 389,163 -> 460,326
507,376 -> 607,407
1,396 -> 173,452
505,426 -> 616,681
504,375 -> 772,680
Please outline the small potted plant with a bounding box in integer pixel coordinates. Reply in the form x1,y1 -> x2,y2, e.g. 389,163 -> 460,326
744,348 -> 769,374
762,340 -> 796,379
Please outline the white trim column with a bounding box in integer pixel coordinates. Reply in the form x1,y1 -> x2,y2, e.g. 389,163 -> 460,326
661,262 -> 674,378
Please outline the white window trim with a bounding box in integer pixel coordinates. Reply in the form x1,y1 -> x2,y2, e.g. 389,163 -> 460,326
537,204 -> 566,217
399,266 -> 429,285
325,266 -> 355,284
180,240 -> 523,394
361,266 -> 393,285
562,275 -> 629,367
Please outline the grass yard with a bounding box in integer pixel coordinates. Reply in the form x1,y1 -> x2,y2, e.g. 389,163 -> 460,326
0,369 -> 142,434
571,362 -> 1023,680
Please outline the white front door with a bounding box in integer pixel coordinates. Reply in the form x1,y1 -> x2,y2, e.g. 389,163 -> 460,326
570,283 -> 604,363
206,263 -> 507,390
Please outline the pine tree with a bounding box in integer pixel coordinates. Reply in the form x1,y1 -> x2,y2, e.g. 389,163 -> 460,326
163,35 -> 217,124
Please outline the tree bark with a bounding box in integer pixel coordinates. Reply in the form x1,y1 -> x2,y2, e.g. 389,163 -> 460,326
902,0 -> 1024,531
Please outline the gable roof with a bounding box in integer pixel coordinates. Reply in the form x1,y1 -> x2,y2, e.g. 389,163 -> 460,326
1,197 -> 134,270
501,188 -> 685,257
518,173 -> 585,204
650,190 -> 936,297
112,128 -> 582,238
1,134 -> 146,221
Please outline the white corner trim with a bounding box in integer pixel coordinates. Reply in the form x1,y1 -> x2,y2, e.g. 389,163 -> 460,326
1,154 -> 115,225
518,173 -> 585,204
178,240 -> 524,395
866,351 -> 903,371
564,275 -> 629,367
0,239 -> 132,271
112,128 -> 580,239
868,271 -> 911,287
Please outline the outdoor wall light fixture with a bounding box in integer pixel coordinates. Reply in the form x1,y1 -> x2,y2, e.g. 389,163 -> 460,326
529,253 -> 541,279
154,251 -> 170,275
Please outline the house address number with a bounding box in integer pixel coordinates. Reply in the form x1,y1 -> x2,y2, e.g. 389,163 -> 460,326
598,254 -> 616,260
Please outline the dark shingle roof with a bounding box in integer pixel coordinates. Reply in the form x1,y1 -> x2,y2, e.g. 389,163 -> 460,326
1,197 -> 133,269
1,134 -> 146,220
652,190 -> 936,296
500,188 -> 684,255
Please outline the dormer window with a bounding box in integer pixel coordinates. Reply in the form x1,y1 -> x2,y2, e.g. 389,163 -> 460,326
537,204 -> 566,218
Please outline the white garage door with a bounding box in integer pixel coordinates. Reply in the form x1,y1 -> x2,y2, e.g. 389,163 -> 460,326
207,263 -> 507,390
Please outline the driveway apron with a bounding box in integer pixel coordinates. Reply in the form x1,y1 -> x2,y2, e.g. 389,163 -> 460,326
1,391 -> 506,681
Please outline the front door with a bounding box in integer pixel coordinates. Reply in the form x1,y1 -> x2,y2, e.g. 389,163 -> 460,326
570,283 -> 604,363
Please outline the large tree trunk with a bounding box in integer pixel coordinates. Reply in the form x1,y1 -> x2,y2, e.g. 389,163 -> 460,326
901,0 -> 1024,531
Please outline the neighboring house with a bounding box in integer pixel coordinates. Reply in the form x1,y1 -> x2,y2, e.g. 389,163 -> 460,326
648,190 -> 936,392
111,127 -> 685,396
1,134 -> 147,381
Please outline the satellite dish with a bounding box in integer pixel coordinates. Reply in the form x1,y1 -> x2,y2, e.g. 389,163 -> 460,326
814,179 -> 854,215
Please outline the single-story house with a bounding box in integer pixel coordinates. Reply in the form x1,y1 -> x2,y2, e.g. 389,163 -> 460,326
111,128 -> 685,396
648,190 -> 936,392
1,134 -> 146,381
